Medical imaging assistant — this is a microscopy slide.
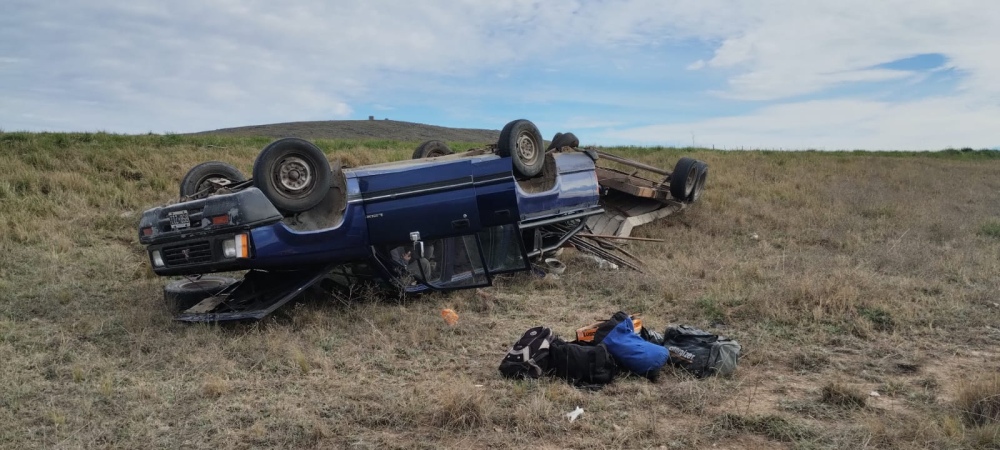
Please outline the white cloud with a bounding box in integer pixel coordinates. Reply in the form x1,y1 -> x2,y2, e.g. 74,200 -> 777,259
606,97 -> 1000,150
687,0 -> 1000,99
0,0 -> 997,149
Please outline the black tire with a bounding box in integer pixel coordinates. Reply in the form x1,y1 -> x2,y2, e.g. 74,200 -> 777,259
498,119 -> 545,178
687,162 -> 708,203
412,140 -> 453,159
670,157 -> 700,201
547,132 -> 580,150
179,161 -> 246,199
252,138 -> 332,213
163,276 -> 238,312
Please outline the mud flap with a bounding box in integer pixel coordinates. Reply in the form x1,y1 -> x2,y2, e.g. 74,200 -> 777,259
174,264 -> 337,322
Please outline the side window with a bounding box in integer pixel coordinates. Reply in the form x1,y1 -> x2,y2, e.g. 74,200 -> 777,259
477,224 -> 529,273
382,235 -> 489,289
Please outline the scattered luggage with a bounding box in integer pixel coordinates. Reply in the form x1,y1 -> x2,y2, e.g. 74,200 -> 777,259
498,313 -> 742,387
590,311 -> 669,381
498,326 -> 555,379
549,339 -> 619,387
661,325 -> 741,378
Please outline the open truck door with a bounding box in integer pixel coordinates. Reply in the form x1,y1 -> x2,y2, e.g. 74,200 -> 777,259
360,154 -> 529,291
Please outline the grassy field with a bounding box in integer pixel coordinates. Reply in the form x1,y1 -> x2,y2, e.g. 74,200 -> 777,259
2,132 -> 1000,449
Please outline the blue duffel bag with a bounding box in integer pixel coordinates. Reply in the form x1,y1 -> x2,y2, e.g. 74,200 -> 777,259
595,312 -> 669,380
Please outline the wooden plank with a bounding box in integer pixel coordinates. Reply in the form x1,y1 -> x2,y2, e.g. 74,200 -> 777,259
595,167 -> 671,201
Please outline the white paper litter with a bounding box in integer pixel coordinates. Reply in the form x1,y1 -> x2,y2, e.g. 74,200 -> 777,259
565,406 -> 584,422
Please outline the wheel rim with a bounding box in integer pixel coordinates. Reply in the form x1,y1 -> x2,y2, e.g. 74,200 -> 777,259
685,166 -> 697,196
692,171 -> 706,201
273,156 -> 313,197
515,132 -> 539,165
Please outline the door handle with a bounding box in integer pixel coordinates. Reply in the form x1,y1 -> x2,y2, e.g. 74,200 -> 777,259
452,219 -> 470,229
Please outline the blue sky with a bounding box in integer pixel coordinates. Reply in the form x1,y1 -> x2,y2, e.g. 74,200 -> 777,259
1,0 -> 997,150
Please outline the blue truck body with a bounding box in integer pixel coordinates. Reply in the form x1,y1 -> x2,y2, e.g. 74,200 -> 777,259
138,149 -> 609,321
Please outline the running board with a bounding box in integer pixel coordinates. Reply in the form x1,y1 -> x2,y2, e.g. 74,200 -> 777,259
174,264 -> 336,322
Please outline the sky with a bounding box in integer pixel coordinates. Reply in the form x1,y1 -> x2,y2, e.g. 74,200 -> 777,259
1,0 -> 998,150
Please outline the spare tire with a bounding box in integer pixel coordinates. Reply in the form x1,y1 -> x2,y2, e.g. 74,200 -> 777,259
179,161 -> 246,200
669,157 -> 700,201
412,140 -> 453,159
688,162 -> 708,203
498,119 -> 545,178
252,138 -> 332,213
164,276 -> 238,312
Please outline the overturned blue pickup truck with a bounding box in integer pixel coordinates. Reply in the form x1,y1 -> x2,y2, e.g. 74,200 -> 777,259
138,119 -> 707,322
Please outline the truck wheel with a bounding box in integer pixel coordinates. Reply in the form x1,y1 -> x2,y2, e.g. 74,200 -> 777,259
498,119 -> 545,178
546,132 -> 580,150
252,138 -> 332,213
412,140 -> 453,159
687,162 -> 708,203
179,161 -> 246,200
669,157 -> 700,201
164,276 -> 238,312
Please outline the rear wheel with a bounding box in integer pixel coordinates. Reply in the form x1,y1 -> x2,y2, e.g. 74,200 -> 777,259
179,161 -> 246,200
412,140 -> 453,159
669,157 -> 700,201
498,119 -> 545,178
164,276 -> 238,312
252,138 -> 332,213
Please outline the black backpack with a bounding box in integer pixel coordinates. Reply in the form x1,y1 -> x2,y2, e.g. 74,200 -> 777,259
549,338 -> 618,388
499,327 -> 555,379
662,325 -> 741,378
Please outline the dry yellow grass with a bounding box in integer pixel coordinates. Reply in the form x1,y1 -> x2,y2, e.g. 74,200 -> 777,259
1,132 -> 999,448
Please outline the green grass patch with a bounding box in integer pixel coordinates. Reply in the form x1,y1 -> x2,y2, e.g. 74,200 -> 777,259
978,221 -> 1000,239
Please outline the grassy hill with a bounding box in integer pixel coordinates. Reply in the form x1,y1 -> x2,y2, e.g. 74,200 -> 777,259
190,119 -> 501,143
2,130 -> 1000,448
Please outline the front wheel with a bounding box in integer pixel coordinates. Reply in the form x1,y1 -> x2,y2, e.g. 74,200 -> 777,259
498,119 -> 545,178
252,138 -> 332,213
179,161 -> 246,200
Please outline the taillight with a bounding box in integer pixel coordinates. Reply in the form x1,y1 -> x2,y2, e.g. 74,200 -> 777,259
141,227 -> 153,236
211,215 -> 230,226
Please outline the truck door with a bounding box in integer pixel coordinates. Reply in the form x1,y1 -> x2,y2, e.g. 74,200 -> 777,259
358,158 -> 482,246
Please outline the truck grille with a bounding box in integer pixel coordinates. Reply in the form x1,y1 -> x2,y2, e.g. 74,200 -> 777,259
162,240 -> 213,266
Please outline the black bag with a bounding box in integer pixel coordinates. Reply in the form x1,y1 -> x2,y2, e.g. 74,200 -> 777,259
549,338 -> 618,387
499,327 -> 555,379
662,325 -> 741,378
